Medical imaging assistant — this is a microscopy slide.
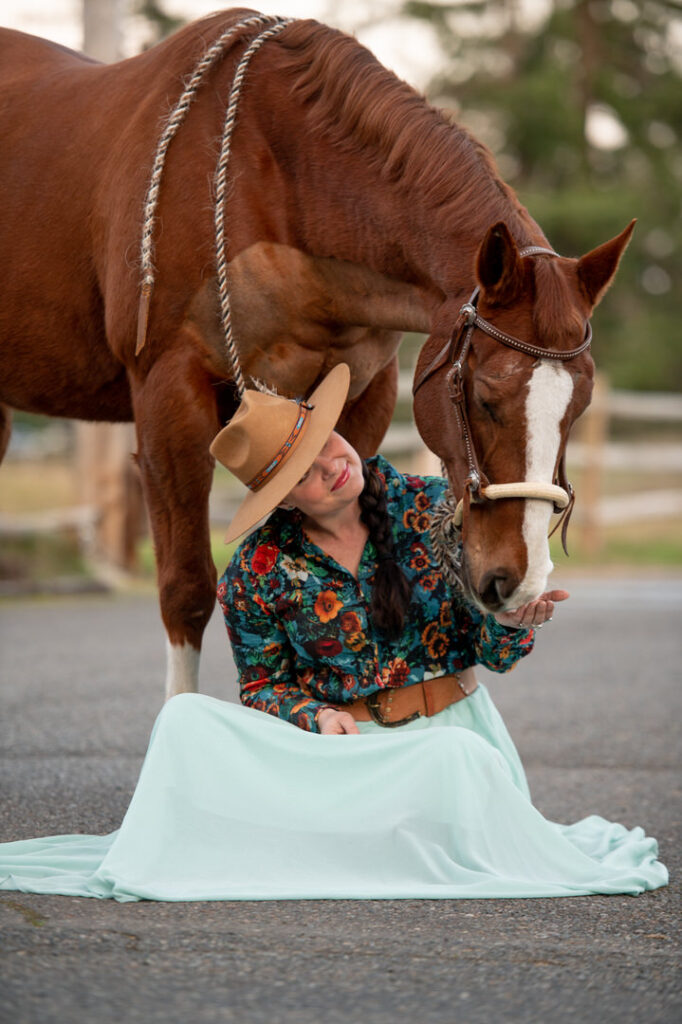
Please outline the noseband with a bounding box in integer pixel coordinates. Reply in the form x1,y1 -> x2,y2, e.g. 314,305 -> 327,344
413,245 -> 593,552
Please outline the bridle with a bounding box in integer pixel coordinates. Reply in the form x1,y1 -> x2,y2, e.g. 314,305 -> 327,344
413,245 -> 593,552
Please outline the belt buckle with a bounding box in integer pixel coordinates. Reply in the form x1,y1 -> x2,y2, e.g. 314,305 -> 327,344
366,692 -> 420,728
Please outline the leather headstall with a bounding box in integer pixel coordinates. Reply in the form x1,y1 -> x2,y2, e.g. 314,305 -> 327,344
412,245 -> 593,554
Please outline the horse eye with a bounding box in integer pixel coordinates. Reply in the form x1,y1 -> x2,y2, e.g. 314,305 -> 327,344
478,397 -> 502,424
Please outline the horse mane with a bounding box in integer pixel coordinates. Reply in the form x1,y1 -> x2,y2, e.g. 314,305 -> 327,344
152,13 -> 533,241
275,20 -> 528,225
274,21 -> 589,343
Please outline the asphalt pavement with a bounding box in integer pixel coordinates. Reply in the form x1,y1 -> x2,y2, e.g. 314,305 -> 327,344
0,574 -> 680,1024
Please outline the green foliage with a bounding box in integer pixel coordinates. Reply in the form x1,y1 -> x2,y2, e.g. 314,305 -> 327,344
138,531 -> 236,578
136,0 -> 186,47
550,528 -> 682,567
403,0 -> 682,391
0,533 -> 89,581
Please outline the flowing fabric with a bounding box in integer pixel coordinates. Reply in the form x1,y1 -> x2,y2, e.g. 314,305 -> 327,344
0,688 -> 667,902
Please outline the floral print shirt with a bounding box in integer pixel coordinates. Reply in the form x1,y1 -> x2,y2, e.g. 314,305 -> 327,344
218,456 -> 534,732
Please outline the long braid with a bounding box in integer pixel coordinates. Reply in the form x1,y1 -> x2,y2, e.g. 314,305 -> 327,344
359,463 -> 412,639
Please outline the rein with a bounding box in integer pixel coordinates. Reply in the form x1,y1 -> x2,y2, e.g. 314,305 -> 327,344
414,245 -> 593,552
135,13 -> 294,395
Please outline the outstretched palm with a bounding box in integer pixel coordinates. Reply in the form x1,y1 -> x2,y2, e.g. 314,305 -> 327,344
494,590 -> 570,630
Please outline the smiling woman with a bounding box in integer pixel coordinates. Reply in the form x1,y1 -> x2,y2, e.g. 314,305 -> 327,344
0,363 -> 668,901
0,363 -> 668,900
214,364 -> 566,738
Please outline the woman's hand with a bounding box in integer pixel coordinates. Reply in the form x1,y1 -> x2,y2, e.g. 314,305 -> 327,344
317,708 -> 360,735
494,589 -> 570,630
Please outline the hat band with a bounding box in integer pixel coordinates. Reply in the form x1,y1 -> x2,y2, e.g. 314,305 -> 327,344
246,401 -> 313,492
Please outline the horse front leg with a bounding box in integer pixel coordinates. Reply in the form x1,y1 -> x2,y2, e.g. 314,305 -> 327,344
131,351 -> 221,699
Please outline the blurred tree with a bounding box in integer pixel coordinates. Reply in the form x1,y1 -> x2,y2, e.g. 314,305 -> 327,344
403,0 -> 682,390
136,0 -> 185,48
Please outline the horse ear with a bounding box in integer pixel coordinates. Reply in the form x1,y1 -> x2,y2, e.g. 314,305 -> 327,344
476,221 -> 524,306
577,220 -> 636,309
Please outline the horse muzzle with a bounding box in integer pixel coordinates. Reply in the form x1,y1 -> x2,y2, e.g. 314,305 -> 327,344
453,483 -> 569,613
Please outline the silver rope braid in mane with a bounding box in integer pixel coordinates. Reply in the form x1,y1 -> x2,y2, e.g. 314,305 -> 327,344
136,13 -> 293,378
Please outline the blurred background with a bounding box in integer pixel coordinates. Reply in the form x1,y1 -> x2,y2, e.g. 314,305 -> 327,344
1,0 -> 680,594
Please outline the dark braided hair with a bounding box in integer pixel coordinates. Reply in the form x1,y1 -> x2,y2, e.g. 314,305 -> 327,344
359,463 -> 412,639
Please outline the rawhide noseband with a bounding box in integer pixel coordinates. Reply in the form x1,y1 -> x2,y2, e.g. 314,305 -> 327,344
413,245 -> 593,553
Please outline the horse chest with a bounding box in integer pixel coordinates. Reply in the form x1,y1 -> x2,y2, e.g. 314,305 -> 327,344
186,271 -> 402,399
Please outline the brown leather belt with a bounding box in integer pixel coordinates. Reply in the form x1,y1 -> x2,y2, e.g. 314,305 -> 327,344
333,669 -> 478,727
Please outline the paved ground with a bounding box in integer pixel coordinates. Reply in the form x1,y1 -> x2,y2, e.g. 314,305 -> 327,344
0,575 -> 680,1024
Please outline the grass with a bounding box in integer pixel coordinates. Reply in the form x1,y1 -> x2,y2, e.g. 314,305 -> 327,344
0,532 -> 90,582
137,531 -> 237,579
550,521 -> 682,570
0,461 -> 78,513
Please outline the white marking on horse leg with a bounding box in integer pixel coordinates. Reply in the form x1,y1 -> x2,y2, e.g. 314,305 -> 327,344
509,361 -> 574,608
165,638 -> 200,700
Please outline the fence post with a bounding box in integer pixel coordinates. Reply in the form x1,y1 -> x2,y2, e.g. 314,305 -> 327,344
74,1 -> 146,576
82,0 -> 123,61
75,423 -> 145,574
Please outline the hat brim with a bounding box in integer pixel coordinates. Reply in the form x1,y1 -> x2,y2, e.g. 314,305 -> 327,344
220,363 -> 352,544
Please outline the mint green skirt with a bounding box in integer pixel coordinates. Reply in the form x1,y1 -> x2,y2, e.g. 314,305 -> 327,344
0,688 -> 667,901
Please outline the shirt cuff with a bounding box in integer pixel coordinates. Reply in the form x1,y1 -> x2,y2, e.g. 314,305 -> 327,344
312,704 -> 339,731
486,615 -> 534,637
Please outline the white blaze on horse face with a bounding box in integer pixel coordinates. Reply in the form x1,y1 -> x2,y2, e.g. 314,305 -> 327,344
509,361 -> 574,608
165,639 -> 200,700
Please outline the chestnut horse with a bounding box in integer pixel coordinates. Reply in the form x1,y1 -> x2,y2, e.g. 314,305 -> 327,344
0,10 -> 633,697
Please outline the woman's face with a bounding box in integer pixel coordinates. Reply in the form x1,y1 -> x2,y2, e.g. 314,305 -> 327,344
285,431 -> 364,521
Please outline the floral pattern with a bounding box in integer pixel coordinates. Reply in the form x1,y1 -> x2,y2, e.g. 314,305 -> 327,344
218,456 -> 534,732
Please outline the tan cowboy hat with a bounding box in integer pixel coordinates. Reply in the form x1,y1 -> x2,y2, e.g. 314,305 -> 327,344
210,363 -> 351,543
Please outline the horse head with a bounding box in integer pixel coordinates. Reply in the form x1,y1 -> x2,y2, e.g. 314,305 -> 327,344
414,220 -> 635,614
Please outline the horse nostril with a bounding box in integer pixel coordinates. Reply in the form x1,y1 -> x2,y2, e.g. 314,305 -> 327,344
479,569 -> 517,610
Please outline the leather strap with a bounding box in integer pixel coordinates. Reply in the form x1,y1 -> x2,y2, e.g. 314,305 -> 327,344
472,304 -> 593,361
332,670 -> 478,727
411,246 -> 591,553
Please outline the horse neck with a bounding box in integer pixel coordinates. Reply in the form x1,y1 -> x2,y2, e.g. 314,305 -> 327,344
127,15 -> 546,301
236,36 -> 546,297
296,158 -> 544,296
